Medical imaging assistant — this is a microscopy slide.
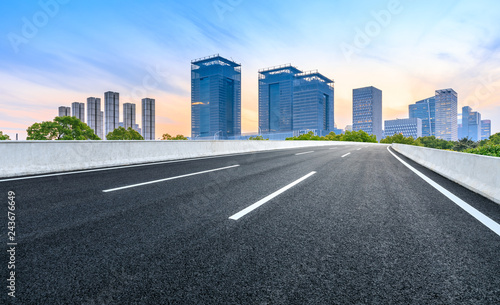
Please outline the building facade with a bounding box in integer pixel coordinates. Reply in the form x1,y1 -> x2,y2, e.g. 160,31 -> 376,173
409,97 -> 435,137
481,119 -> 491,140
258,64 -> 334,136
384,118 -> 422,139
87,97 -> 103,139
434,88 -> 458,141
461,106 -> 482,141
191,55 -> 241,139
352,86 -> 382,141
123,103 -> 136,130
58,106 -> 71,117
104,91 -> 119,137
71,102 -> 85,122
142,98 -> 155,140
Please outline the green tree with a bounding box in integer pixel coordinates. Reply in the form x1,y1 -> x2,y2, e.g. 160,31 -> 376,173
415,136 -> 454,149
0,131 -> 10,140
286,131 -> 324,141
342,130 -> 377,143
464,144 -> 500,157
27,116 -> 100,140
161,133 -> 188,140
452,137 -> 478,152
248,135 -> 268,140
479,132 -> 500,146
324,131 -> 343,141
381,133 -> 421,145
106,127 -> 144,140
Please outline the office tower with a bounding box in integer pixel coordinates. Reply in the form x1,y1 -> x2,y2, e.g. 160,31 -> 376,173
58,106 -> 71,117
123,103 -> 136,130
259,64 -> 300,133
384,118 -> 422,139
409,97 -> 435,137
481,120 -> 491,140
434,88 -> 458,141
104,91 -> 119,137
142,98 -> 155,140
345,125 -> 353,131
191,55 -> 241,139
258,64 -> 334,136
71,102 -> 85,122
87,97 -> 103,139
353,86 -> 382,141
461,106 -> 482,141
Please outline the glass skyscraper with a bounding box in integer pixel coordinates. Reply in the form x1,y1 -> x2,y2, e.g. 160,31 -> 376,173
409,97 -> 435,137
123,103 -> 136,130
142,98 -> 155,140
481,120 -> 491,140
352,86 -> 382,141
87,97 -> 103,139
461,106 -> 481,141
58,106 -> 70,117
384,118 -> 422,139
191,54 -> 241,139
435,88 -> 458,141
104,91 -> 119,138
258,64 -> 334,136
71,102 -> 85,123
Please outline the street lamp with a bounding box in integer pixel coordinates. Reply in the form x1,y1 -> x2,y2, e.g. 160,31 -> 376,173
214,130 -> 222,140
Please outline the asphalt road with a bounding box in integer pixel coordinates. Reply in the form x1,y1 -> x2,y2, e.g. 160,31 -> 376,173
1,144 -> 500,304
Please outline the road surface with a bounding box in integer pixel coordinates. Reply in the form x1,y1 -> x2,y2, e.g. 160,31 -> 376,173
1,144 -> 499,304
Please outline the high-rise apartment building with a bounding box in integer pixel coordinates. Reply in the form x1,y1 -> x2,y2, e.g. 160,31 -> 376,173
461,106 -> 481,141
58,106 -> 71,117
71,102 -> 85,122
142,98 -> 155,140
104,91 -> 119,137
123,103 -> 136,130
258,64 -> 334,136
409,97 -> 435,137
435,88 -> 458,141
481,119 -> 491,140
384,118 -> 422,139
191,54 -> 241,139
87,97 -> 103,139
353,86 -> 382,141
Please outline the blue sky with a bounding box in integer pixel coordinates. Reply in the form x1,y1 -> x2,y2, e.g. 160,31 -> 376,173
1,0 -> 500,139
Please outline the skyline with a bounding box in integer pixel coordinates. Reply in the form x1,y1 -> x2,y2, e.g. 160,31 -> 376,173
1,0 -> 500,140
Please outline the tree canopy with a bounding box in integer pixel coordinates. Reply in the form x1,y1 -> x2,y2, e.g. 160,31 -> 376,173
285,130 -> 377,142
0,131 -> 10,140
248,135 -> 269,140
161,133 -> 188,140
380,133 -> 420,145
27,116 -> 100,140
106,127 -> 144,140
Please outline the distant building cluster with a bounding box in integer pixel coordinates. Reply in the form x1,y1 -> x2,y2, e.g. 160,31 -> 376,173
58,92 -> 155,140
190,55 -> 335,140
54,54 -> 494,142
383,89 -> 491,141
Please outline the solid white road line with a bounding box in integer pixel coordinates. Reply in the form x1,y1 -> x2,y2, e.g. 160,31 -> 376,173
341,153 -> 351,158
103,164 -> 240,193
229,171 -> 316,220
387,146 -> 500,237
295,151 -> 314,156
329,148 -> 337,150
357,148 -> 362,150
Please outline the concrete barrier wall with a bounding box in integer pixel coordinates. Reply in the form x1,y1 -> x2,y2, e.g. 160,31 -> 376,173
392,143 -> 500,204
0,140 -> 377,178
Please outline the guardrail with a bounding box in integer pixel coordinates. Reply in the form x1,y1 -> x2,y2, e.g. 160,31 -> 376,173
0,140 -> 379,178
392,143 -> 500,204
